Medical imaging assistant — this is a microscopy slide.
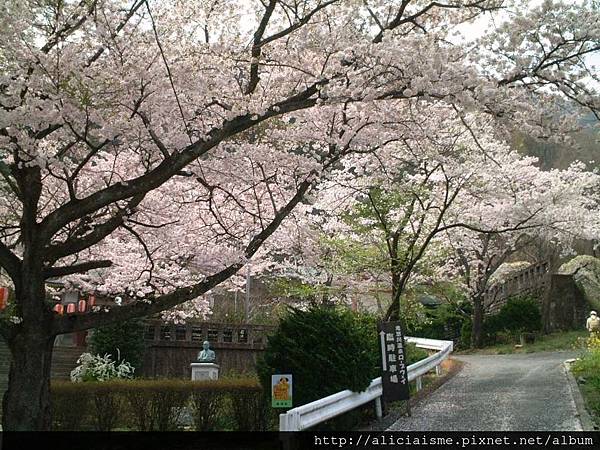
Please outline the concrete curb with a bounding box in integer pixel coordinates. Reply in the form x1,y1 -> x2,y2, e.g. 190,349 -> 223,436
563,359 -> 597,431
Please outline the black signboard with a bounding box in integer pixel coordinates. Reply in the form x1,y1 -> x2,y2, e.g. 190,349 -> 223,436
377,321 -> 410,402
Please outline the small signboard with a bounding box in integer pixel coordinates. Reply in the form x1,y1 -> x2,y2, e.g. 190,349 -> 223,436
271,374 -> 293,408
378,321 -> 410,402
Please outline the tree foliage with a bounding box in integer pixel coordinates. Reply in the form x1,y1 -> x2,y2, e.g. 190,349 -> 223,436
88,319 -> 146,372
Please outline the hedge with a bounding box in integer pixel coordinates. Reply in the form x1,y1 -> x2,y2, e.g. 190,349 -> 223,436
482,296 -> 542,345
51,378 -> 270,431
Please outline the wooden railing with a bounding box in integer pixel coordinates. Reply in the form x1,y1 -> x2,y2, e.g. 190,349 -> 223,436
143,320 -> 276,349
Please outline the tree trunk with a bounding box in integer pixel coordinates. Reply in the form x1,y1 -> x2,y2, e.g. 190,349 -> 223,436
2,331 -> 55,430
472,297 -> 484,348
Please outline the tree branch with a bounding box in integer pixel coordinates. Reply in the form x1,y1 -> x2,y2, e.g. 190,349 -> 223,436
44,260 -> 113,279
0,241 -> 21,281
52,162 -> 335,334
39,80 -> 325,243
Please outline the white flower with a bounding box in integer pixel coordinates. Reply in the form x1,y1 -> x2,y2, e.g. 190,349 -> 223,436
70,352 -> 135,382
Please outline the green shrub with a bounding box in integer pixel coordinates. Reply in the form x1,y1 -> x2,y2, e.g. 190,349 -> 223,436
405,341 -> 429,364
89,382 -> 124,431
257,305 -> 428,429
497,296 -> 541,332
572,350 -> 600,382
482,296 -> 542,345
119,379 -> 190,431
190,388 -> 223,431
459,319 -> 472,349
50,378 -> 267,431
417,302 -> 472,342
88,319 -> 146,372
572,345 -> 600,424
51,382 -> 91,430
227,383 -> 269,431
257,306 -> 380,409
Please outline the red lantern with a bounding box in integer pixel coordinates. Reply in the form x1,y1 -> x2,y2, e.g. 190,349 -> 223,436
66,303 -> 76,314
78,299 -> 86,313
0,287 -> 8,310
88,294 -> 96,307
53,304 -> 64,315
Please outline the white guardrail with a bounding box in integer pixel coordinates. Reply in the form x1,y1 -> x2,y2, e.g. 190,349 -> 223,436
279,336 -> 454,431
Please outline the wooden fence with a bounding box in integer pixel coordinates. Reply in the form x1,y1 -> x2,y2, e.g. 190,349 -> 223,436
141,320 -> 275,378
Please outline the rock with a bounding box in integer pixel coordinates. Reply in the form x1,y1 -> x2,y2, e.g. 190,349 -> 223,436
558,255 -> 600,312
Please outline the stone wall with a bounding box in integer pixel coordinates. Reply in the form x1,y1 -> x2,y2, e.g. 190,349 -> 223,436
483,261 -> 550,315
542,274 -> 588,333
483,261 -> 589,332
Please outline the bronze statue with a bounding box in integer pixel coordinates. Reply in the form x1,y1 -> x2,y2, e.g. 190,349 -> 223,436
197,340 -> 216,362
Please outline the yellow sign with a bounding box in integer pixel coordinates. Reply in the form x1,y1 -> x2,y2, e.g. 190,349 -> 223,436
271,374 -> 292,408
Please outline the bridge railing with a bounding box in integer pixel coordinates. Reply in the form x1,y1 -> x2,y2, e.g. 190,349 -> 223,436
279,336 -> 453,431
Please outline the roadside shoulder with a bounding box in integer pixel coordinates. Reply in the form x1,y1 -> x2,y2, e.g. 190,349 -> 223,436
358,358 -> 464,431
563,359 -> 597,431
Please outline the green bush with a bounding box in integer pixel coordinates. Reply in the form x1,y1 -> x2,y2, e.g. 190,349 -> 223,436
51,382 -> 91,430
90,382 -> 124,431
257,305 -> 428,424
119,379 -> 189,431
459,319 -> 473,349
417,302 -> 472,342
88,319 -> 146,373
190,388 -> 223,431
406,341 -> 429,364
482,296 -> 542,345
257,306 -> 380,409
228,384 -> 270,431
572,350 -> 600,382
50,378 -> 268,431
572,343 -> 600,423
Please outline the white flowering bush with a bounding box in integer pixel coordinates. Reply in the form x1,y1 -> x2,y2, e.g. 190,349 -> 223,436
70,352 -> 134,382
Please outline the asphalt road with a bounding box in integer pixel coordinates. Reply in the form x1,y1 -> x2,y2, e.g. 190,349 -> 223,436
387,351 -> 582,431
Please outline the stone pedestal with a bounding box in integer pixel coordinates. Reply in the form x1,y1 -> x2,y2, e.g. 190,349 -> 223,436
190,362 -> 219,381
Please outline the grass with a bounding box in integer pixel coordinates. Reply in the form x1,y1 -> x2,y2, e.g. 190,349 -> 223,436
457,330 -> 588,355
575,379 -> 600,428
571,336 -> 600,428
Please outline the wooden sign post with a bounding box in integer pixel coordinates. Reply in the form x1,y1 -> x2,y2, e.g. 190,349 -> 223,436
378,321 -> 410,405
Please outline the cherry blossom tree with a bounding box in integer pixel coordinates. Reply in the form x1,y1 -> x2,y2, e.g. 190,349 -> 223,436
439,161 -> 600,347
275,108 -> 593,323
0,0 -> 599,429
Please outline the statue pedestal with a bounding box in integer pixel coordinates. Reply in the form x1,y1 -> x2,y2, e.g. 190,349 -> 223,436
190,363 -> 219,381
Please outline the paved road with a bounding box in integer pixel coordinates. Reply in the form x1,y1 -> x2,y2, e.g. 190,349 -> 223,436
387,351 -> 582,431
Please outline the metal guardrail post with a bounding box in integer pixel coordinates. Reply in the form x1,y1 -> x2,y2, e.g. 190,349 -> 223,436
436,364 -> 442,376
374,397 -> 383,419
416,376 -> 422,391
279,413 -> 288,431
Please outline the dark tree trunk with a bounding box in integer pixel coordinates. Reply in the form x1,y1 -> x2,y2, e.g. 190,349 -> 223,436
472,296 -> 485,348
2,330 -> 55,430
2,226 -> 56,431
